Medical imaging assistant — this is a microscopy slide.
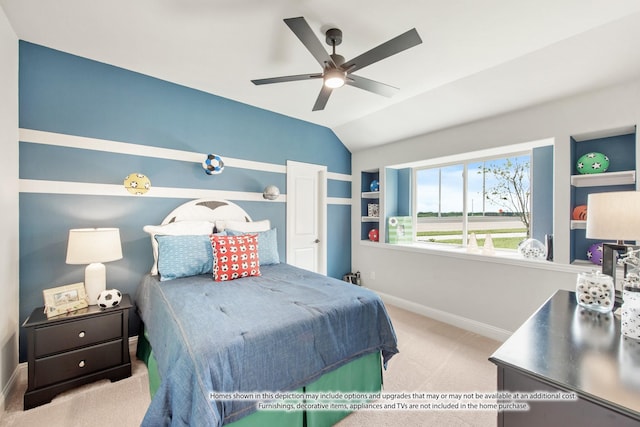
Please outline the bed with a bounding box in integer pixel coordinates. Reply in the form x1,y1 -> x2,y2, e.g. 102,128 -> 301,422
135,199 -> 398,427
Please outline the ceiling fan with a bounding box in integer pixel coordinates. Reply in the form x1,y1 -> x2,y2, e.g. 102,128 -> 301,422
251,17 -> 422,111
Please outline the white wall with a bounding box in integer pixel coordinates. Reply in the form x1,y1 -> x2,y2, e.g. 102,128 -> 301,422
0,7 -> 18,412
353,78 -> 640,340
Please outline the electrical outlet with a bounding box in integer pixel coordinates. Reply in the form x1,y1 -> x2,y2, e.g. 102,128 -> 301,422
370,271 -> 376,280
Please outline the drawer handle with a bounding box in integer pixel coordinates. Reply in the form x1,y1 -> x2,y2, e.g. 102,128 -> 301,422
78,331 -> 86,338
78,360 -> 86,368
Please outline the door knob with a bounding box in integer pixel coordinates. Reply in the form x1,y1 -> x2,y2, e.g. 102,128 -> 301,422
314,239 -> 320,243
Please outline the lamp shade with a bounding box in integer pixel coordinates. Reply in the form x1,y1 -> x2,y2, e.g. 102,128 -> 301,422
66,228 -> 123,264
586,191 -> 640,241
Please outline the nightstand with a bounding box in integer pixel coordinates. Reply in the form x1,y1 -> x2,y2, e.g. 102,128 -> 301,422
22,294 -> 132,409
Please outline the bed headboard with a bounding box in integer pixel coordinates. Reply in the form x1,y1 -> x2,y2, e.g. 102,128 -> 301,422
161,199 -> 252,225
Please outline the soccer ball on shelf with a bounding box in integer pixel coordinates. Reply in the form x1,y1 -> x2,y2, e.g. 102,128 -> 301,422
202,154 -> 225,175
576,152 -> 609,174
123,173 -> 151,195
96,289 -> 122,309
572,205 -> 588,221
368,228 -> 379,242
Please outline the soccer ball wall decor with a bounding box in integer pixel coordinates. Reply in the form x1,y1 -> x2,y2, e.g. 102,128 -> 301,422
124,173 -> 151,195
202,154 -> 225,175
576,152 -> 609,174
96,289 -> 122,308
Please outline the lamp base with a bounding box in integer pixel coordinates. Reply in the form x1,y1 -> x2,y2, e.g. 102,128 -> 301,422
85,263 -> 106,305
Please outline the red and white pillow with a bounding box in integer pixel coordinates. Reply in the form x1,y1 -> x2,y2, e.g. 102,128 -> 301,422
210,234 -> 260,282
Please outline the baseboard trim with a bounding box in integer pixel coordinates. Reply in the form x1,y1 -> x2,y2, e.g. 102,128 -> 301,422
1,358 -> 22,418
375,290 -> 512,343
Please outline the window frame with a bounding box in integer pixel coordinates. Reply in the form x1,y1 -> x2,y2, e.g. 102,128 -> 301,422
412,149 -> 532,250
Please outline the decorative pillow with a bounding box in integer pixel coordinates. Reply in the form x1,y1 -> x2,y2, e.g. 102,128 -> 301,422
215,219 -> 270,233
156,235 -> 214,281
143,221 -> 215,275
226,228 -> 280,265
210,234 -> 260,282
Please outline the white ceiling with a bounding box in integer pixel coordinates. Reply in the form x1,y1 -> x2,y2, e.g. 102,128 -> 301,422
3,0 -> 640,152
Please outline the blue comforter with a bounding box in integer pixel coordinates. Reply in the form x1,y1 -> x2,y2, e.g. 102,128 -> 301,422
136,263 -> 398,426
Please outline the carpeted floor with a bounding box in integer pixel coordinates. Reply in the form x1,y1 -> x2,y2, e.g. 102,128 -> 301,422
0,304 -> 501,426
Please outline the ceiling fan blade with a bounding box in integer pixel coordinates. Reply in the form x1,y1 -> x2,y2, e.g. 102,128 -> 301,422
346,75 -> 398,97
312,85 -> 333,111
342,28 -> 422,74
284,17 -> 336,68
251,73 -> 322,85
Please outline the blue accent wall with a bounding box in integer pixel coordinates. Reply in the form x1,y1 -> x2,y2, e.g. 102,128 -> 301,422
18,42 -> 352,361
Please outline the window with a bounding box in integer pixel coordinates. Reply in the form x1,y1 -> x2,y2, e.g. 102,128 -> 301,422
415,153 -> 530,251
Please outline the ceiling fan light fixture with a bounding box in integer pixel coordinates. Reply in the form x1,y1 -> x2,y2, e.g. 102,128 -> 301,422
323,68 -> 346,89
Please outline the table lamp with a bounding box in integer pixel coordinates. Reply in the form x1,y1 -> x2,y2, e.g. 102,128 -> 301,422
66,228 -> 123,305
586,191 -> 640,302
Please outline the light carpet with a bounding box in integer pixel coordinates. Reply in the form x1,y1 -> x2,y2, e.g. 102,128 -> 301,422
0,304 -> 501,426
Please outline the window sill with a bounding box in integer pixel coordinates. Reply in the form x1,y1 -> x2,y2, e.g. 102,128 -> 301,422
359,240 -> 596,274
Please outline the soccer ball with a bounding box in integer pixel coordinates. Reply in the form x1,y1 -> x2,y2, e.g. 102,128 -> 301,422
576,152 -> 609,174
368,228 -> 379,242
124,173 -> 151,195
97,289 -> 122,308
370,179 -> 379,192
587,243 -> 604,265
202,154 -> 225,175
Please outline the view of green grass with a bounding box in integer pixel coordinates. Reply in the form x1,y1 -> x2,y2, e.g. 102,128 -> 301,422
417,228 -> 528,250
432,237 -> 524,249
416,228 -> 526,237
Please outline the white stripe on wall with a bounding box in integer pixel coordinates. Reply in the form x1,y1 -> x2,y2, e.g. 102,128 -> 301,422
19,180 -> 355,205
19,128 -> 353,181
327,197 -> 352,205
19,179 -> 287,202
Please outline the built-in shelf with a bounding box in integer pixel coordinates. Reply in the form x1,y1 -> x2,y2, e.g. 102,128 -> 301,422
361,170 -> 380,241
570,170 -> 635,187
571,220 -> 586,230
361,216 -> 380,222
361,191 -> 380,199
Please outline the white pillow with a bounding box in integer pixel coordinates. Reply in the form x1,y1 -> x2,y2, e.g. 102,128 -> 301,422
143,221 -> 215,275
215,219 -> 270,233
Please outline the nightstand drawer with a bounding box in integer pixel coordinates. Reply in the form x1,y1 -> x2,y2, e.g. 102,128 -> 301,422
34,312 -> 122,357
33,339 -> 123,389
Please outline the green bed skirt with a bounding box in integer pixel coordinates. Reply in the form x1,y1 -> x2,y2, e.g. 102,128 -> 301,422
136,329 -> 382,426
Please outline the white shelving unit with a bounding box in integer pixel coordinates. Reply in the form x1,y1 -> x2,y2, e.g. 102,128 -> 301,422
570,170 -> 635,187
361,170 -> 380,241
570,220 -> 586,230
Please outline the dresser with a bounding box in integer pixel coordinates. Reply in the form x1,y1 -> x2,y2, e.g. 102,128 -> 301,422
490,290 -> 640,426
22,294 -> 132,409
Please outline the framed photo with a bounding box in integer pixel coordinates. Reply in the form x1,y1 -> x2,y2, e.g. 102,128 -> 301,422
43,282 -> 89,318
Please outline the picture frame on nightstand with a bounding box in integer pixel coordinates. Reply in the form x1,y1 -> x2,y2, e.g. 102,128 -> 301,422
42,282 -> 88,318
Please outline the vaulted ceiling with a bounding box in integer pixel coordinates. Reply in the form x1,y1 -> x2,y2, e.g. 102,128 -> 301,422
3,0 -> 640,152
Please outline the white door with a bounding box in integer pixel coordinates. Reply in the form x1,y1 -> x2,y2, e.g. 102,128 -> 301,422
286,160 -> 327,274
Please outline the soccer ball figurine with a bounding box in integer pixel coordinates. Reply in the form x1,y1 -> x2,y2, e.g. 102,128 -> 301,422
202,154 -> 225,175
96,289 -> 123,308
576,152 -> 609,174
123,173 -> 151,195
